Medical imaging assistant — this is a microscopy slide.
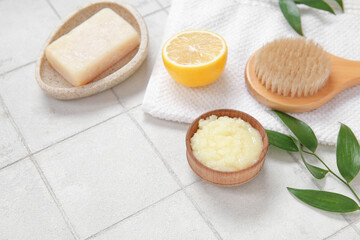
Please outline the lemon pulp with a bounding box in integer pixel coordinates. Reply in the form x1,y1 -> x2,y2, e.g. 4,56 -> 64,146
162,30 -> 227,87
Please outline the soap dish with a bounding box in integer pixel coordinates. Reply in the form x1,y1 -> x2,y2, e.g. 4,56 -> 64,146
35,1 -> 149,100
186,109 -> 269,186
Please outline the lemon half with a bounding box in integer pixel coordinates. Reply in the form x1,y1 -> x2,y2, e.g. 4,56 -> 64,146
162,30 -> 227,87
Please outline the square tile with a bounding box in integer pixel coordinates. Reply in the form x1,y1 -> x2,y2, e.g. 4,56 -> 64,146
0,0 -> 58,74
0,159 -> 74,240
93,191 -> 217,240
49,0 -> 161,18
130,107 -> 197,186
186,146 -> 349,240
35,114 -> 180,239
0,64 -> 123,152
326,226 -> 360,240
0,102 -> 27,168
113,11 -> 168,109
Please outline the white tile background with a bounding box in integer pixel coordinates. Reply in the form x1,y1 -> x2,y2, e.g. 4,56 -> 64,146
1,0 -> 360,239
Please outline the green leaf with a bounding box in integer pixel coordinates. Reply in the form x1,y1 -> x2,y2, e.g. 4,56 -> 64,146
279,0 -> 303,36
266,130 -> 299,152
337,123 -> 360,183
302,157 -> 328,179
288,188 -> 360,213
292,137 -> 328,179
294,0 -> 335,14
335,0 -> 344,12
301,153 -> 328,179
302,159 -> 328,179
273,110 -> 318,152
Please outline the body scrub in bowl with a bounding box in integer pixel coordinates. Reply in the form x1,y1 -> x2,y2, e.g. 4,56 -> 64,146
191,115 -> 263,172
186,109 -> 268,186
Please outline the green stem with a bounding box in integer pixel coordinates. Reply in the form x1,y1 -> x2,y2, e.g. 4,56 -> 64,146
303,150 -> 360,203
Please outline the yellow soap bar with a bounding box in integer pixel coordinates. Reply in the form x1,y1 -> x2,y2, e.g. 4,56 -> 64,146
45,8 -> 140,87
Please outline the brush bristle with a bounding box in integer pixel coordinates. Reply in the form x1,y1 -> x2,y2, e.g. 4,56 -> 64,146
254,38 -> 331,98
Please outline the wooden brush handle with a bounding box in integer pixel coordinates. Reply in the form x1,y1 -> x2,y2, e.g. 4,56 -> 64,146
245,52 -> 360,113
329,54 -> 360,91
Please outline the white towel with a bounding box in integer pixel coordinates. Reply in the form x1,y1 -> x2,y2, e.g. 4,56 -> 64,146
143,0 -> 360,145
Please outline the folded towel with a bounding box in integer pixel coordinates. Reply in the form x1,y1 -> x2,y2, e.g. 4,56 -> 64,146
143,0 -> 360,145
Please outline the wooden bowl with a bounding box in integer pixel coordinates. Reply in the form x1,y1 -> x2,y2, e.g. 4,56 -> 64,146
35,1 -> 149,100
186,109 -> 268,186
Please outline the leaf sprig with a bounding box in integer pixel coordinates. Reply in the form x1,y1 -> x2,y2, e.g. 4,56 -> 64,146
267,110 -> 360,213
279,0 -> 344,36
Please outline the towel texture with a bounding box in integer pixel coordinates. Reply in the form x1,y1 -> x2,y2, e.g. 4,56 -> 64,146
143,0 -> 360,145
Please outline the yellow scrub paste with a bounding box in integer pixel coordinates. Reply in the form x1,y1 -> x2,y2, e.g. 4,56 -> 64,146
190,115 -> 263,172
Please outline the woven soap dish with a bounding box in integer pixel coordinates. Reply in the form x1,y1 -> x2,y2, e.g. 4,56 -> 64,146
35,1 -> 149,100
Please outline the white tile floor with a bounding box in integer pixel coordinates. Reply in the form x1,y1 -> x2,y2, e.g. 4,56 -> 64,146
1,0 -> 360,239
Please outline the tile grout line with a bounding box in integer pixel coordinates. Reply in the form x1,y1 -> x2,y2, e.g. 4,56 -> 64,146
110,88 -> 123,106
128,112 -> 183,186
0,97 -> 29,162
0,104 -> 141,173
349,219 -> 360,236
164,6 -> 170,13
322,224 -> 348,240
0,61 -> 36,77
349,223 -> 360,237
322,223 -> 357,240
85,188 -> 182,239
31,156 -> 80,240
29,107 -> 127,155
345,221 -> 360,236
45,0 -> 61,19
154,0 -> 170,13
0,95 -> 80,239
154,0 -> 165,8
111,92 -> 184,188
182,186 -> 223,240
85,179 -> 201,239
127,111 -> 223,240
0,96 -> 29,168
0,154 -> 29,172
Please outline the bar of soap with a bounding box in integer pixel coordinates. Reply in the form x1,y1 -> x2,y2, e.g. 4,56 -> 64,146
45,8 -> 140,87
